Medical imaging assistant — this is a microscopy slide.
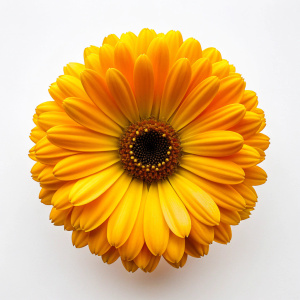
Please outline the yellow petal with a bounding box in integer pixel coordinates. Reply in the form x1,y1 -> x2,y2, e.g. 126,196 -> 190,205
50,207 -> 71,226
63,97 -> 122,137
70,206 -> 84,229
102,34 -> 119,47
189,214 -> 214,245
51,181 -> 75,209
37,111 -> 77,131
135,28 -> 156,57
63,63 -> 85,79
98,44 -> 114,76
175,38 -> 202,64
166,253 -> 187,269
120,31 -> 137,52
30,126 -> 46,143
214,222 -> 232,244
102,247 -> 120,264
157,180 -> 191,238
202,47 -> 222,63
88,220 -> 111,256
179,103 -> 246,139
233,183 -> 257,208
177,168 -> 246,211
159,58 -> 192,120
133,244 -> 152,270
171,76 -> 220,130
31,162 -> 46,180
72,230 -> 89,248
143,254 -> 161,273
79,172 -> 132,231
80,69 -> 128,127
219,207 -> 241,225
35,136 -> 76,165
163,231 -> 185,263
244,133 -> 270,151
146,37 -> 169,117
223,144 -> 260,168
185,238 -> 209,258
47,125 -> 118,152
118,184 -> 147,260
38,165 -> 62,185
84,53 -> 101,73
69,163 -> 124,206
40,189 -> 55,205
35,101 -> 63,116
169,172 -> 220,226
84,45 -> 99,60
211,60 -> 230,79
48,82 -> 67,107
133,54 -> 154,119
240,90 -> 258,110
53,151 -> 120,181
106,68 -> 139,124
107,180 -> 144,248
164,30 -> 183,66
244,166 -> 267,186
181,130 -> 243,157
181,154 -> 245,185
144,183 -> 169,256
121,259 -> 138,273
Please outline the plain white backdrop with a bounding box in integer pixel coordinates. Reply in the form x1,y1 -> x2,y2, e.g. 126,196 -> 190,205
0,0 -> 299,299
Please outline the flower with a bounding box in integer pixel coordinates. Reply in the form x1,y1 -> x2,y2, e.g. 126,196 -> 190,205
29,28 -> 269,273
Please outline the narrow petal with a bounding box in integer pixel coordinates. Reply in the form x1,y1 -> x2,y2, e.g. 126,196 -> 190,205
72,230 -> 89,248
233,183 -> 257,208
69,163 -> 124,206
240,90 -> 258,110
202,47 -> 222,63
79,172 -> 132,231
157,180 -> 191,238
159,58 -> 192,120
47,125 -> 119,152
244,133 -> 270,151
30,126 -> 46,143
48,82 -> 67,107
164,30 -> 183,66
133,244 -> 152,270
185,238 -> 209,258
50,207 -> 71,226
166,253 -> 187,269
135,28 -> 156,57
102,34 -> 119,47
171,76 -> 220,130
88,221 -> 111,256
169,173 -> 220,226
119,31 -> 137,52
63,63 -> 85,79
84,53 -> 101,73
121,259 -> 138,273
51,181 -> 75,210
211,60 -> 230,79
143,255 -> 161,273
106,68 -> 139,123
179,103 -> 246,139
84,45 -> 99,59
146,37 -> 169,117
144,183 -> 169,256
80,69 -> 129,127
70,206 -> 84,229
163,231 -> 185,263
219,207 -> 241,225
53,151 -> 120,181
189,214 -> 214,245
98,44 -> 114,76
63,97 -> 122,137
181,131 -> 243,157
214,222 -> 232,244
35,101 -> 63,116
107,180 -> 144,248
244,166 -> 267,186
37,111 -> 77,131
102,247 -> 120,264
175,38 -> 202,64
38,166 -> 61,184
181,154 -> 245,185
133,54 -> 154,119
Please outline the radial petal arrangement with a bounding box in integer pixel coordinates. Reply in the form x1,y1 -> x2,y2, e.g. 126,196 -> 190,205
29,28 -> 269,273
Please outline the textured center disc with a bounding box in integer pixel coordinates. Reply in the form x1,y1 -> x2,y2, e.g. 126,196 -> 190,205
119,119 -> 181,182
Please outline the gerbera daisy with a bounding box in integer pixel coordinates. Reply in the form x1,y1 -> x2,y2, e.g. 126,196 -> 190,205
29,28 -> 269,273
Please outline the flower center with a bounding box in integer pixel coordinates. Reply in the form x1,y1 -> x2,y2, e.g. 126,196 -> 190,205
119,119 -> 181,182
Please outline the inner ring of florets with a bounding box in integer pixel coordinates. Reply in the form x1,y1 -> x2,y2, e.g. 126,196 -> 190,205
119,119 -> 181,183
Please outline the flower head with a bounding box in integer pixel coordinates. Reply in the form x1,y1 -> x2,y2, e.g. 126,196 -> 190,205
29,29 -> 269,273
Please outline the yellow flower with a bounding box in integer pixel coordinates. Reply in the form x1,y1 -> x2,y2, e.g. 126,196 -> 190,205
29,28 -> 269,273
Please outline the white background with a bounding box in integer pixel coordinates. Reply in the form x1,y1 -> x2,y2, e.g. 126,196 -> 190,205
0,0 -> 299,299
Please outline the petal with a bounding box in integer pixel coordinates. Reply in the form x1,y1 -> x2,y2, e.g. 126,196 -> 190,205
63,63 -> 85,79
70,206 -> 84,229
37,111 -> 77,131
164,30 -> 183,66
53,151 -> 120,181
102,247 -> 120,264
175,38 -> 202,64
181,130 -> 244,157
84,45 -> 99,59
50,207 -> 71,226
119,31 -> 137,52
163,231 -> 185,263
211,60 -> 230,79
47,125 -> 119,152
169,172 -> 220,226
102,34 -> 119,47
79,172 -> 132,231
233,183 -> 257,208
133,54 -> 154,119
118,184 -> 148,261
121,259 -> 138,273
35,101 -> 63,116
171,76 -> 220,130
202,47 -> 222,63
189,214 -> 214,245
84,53 -> 101,73
177,168 -> 246,211
143,254 -> 161,273
80,69 -> 128,127
214,222 -> 232,244
146,37 -> 169,117
69,163 -> 124,206
63,97 -> 122,137
179,103 -> 246,139
38,165 -> 63,184
144,183 -> 169,256
181,154 -> 245,185
48,82 -> 67,107
244,133 -> 270,151
98,44 -> 114,76
106,68 -> 139,124
107,180 -> 144,248
88,221 -> 111,256
159,58 -> 192,120
219,207 -> 241,225
135,28 -> 156,57
72,230 -> 89,248
157,180 -> 191,238
185,238 -> 209,258
51,181 -> 75,210
244,166 -> 267,186
240,90 -> 258,110
133,244 -> 152,270
30,126 -> 46,143
166,253 -> 187,269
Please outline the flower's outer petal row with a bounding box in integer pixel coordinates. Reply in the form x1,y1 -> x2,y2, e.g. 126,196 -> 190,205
211,59 -> 230,79
175,38 -> 202,64
31,162 -> 46,181
103,34 -> 119,47
180,103 -> 246,139
88,220 -> 111,256
53,151 -> 120,181
63,97 -> 122,137
202,47 -> 222,64
80,69 -> 129,128
157,180 -> 191,238
181,154 -> 245,185
102,247 -> 120,265
35,101 -> 63,116
233,183 -> 257,209
214,222 -> 232,244
37,111 -> 78,131
63,63 -> 85,79
185,238 -> 209,258
218,207 -> 241,225
47,125 -> 119,152
51,181 -> 76,210
133,54 -> 154,119
240,90 -> 258,111
48,82 -> 67,108
159,58 -> 192,120
133,244 -> 152,270
244,166 -> 267,186
84,45 -> 99,60
50,207 -> 72,226
98,44 -> 114,76
107,180 -> 144,248
69,163 -> 124,206
181,131 -> 243,157
164,30 -> 183,66
84,53 -> 101,73
169,173 -> 220,226
118,184 -> 148,261
189,214 -> 214,245
165,252 -> 187,269
72,230 -> 90,248
171,76 -> 220,130
244,133 -> 270,151
144,183 -> 169,256
121,259 -> 139,273
135,28 -> 157,57
147,37 -> 170,117
106,68 -> 140,124
163,231 -> 185,263
30,126 -> 46,143
40,189 -> 55,205
38,165 -> 62,185
120,32 -> 137,53
79,172 -> 132,231
70,206 -> 84,229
